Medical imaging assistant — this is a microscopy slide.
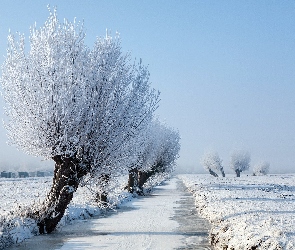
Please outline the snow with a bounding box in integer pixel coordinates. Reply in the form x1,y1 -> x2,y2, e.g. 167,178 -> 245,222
5,176 -> 211,250
0,175 -> 140,248
57,178 -> 184,249
179,174 -> 295,249
5,173 -> 295,249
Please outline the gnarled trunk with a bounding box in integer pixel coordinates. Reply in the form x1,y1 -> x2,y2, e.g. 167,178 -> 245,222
209,169 -> 219,177
95,174 -> 110,207
37,156 -> 87,234
138,171 -> 149,188
220,167 -> 225,177
137,170 -> 152,195
126,168 -> 138,193
235,169 -> 241,177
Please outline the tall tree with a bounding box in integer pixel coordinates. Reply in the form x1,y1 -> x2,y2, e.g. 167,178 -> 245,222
1,9 -> 159,233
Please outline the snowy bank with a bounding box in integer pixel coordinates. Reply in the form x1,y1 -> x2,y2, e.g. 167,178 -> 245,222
178,174 -> 295,249
0,173 -> 168,249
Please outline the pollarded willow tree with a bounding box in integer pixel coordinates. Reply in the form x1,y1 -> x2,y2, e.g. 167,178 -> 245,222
137,121 -> 180,193
253,161 -> 270,176
126,121 -> 159,194
201,151 -> 225,177
126,120 -> 180,194
230,150 -> 251,177
1,9 -> 159,233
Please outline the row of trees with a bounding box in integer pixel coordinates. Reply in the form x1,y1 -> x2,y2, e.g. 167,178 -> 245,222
201,151 -> 270,177
125,120 -> 180,195
0,9 -> 180,234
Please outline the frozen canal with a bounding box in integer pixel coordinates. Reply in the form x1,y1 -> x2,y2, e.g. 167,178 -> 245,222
10,177 -> 212,249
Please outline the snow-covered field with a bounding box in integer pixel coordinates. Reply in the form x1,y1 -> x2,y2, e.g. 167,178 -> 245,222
179,174 -> 295,249
7,177 -> 211,250
0,174 -> 167,249
3,173 -> 295,249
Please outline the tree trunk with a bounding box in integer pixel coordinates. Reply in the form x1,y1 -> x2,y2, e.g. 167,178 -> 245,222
138,171 -> 147,188
95,174 -> 110,207
235,169 -> 241,177
220,167 -> 225,177
37,156 -> 87,234
209,169 -> 219,177
126,168 -> 138,193
137,170 -> 152,195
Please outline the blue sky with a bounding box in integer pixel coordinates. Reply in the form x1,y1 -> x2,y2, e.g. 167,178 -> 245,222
0,1 -> 295,173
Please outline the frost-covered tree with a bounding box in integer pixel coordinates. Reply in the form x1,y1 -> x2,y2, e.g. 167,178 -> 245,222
126,121 -> 159,194
230,150 -> 251,177
138,122 -> 180,192
201,151 -> 225,177
1,9 -> 159,233
126,120 -> 180,194
253,161 -> 270,176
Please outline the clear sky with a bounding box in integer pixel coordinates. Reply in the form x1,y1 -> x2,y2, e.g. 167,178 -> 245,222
0,1 -> 295,173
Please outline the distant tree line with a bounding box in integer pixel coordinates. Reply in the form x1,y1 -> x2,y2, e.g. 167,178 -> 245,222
201,150 -> 270,177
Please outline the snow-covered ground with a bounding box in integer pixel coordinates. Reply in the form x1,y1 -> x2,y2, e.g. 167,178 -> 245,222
6,173 -> 295,249
2,176 -> 211,250
179,174 -> 295,249
0,174 -> 167,249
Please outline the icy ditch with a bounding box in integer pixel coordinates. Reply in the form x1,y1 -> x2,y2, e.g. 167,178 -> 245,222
178,174 -> 295,250
0,173 -> 167,249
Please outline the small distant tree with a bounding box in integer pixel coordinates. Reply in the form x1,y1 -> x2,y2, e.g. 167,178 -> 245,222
253,162 -> 270,176
201,152 -> 225,177
230,150 -> 250,177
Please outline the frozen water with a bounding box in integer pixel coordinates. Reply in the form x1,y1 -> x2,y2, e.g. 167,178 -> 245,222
9,177 -> 211,250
